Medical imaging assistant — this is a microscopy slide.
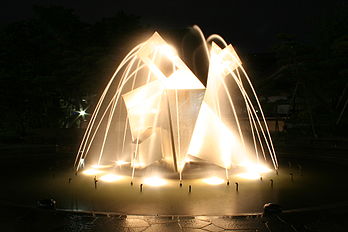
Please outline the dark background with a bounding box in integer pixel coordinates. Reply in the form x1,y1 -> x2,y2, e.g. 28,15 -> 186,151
1,0 -> 343,52
0,0 -> 347,145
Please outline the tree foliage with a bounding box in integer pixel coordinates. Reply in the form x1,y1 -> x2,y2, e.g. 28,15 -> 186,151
0,5 -> 145,136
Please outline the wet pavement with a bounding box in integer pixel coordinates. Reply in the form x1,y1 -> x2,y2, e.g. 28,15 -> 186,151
1,203 -> 348,232
1,188 -> 348,231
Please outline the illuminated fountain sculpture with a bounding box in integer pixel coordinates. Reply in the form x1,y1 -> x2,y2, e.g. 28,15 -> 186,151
74,26 -> 278,183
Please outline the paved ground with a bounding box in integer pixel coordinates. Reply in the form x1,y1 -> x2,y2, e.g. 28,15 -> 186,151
1,203 -> 348,232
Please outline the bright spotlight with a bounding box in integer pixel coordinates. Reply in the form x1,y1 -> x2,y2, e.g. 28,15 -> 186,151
78,110 -> 87,117
143,176 -> 167,187
253,164 -> 272,173
236,172 -> 261,180
116,160 -> 129,166
82,168 -> 104,176
240,162 -> 272,174
99,174 -> 123,183
202,176 -> 224,185
91,164 -> 112,169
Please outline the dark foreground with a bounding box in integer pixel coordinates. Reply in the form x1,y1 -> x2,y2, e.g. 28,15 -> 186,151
1,203 -> 348,232
1,140 -> 348,231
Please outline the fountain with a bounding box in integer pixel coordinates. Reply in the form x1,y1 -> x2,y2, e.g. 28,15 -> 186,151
74,26 -> 278,184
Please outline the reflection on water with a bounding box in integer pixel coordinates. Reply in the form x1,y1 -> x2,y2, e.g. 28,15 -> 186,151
1,156 -> 347,216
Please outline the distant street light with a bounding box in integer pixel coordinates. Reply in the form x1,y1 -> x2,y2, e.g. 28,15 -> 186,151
78,110 -> 87,117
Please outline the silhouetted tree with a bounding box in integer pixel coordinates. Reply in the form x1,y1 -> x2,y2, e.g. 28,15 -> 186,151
0,5 -> 145,137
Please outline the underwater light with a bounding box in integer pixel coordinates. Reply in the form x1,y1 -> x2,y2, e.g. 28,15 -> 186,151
143,176 -> 167,187
202,176 -> 224,185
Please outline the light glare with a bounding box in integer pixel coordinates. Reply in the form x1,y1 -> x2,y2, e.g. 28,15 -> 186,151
82,168 -> 104,176
91,164 -> 112,169
116,160 -> 129,166
99,174 -> 123,183
236,172 -> 261,180
202,176 -> 224,185
240,162 -> 272,174
143,176 -> 167,187
78,110 -> 87,116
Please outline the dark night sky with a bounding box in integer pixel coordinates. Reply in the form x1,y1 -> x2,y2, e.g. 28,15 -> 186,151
1,0 -> 342,52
